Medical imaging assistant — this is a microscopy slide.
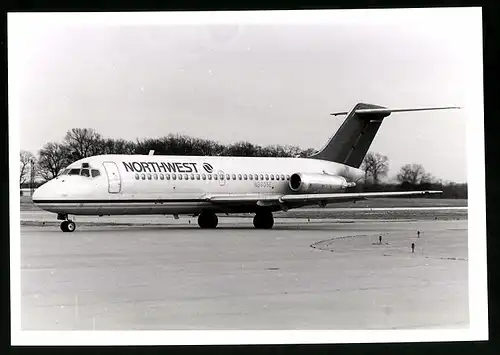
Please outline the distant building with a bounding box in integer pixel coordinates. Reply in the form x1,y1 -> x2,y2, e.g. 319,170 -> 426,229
20,188 -> 37,196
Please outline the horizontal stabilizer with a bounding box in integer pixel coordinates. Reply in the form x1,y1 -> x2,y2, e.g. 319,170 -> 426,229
330,106 -> 460,116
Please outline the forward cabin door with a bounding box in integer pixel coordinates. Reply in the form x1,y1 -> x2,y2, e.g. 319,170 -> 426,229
217,169 -> 226,187
103,162 -> 122,193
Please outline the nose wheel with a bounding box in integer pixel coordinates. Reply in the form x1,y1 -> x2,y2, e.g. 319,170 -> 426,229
57,213 -> 76,232
60,220 -> 76,232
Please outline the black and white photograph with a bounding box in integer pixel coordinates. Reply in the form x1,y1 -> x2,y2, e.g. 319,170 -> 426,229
9,8 -> 487,345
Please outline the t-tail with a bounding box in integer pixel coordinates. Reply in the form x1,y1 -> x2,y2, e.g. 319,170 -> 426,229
308,102 -> 460,168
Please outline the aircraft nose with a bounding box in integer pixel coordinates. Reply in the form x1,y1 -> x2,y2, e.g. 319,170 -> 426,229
32,181 -> 53,203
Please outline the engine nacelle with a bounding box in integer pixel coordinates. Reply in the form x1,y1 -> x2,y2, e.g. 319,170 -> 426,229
289,173 -> 349,194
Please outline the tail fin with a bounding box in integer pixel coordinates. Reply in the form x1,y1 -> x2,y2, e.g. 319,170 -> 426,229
309,102 -> 460,168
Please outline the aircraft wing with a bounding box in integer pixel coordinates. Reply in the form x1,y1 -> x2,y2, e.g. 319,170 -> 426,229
205,190 -> 442,206
278,190 -> 442,203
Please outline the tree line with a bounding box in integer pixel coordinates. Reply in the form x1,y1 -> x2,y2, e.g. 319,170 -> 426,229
22,128 -> 317,182
358,152 -> 467,199
20,128 -> 467,199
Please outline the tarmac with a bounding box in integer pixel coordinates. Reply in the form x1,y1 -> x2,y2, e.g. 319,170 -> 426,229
20,214 -> 469,330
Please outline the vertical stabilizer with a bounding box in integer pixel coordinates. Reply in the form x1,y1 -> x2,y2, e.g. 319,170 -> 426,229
309,103 -> 388,168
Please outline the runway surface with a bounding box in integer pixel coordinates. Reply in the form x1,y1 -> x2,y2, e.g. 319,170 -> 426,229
20,206 -> 467,227
20,218 -> 469,330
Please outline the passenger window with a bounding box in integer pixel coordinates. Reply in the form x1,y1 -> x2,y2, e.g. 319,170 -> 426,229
91,169 -> 100,177
147,173 -> 152,180
286,175 -> 290,180
202,174 -> 206,180
249,174 -> 253,180
219,173 -> 224,180
208,174 -> 212,180
243,174 -> 248,180
135,173 -> 140,180
270,174 -> 274,180
160,174 -> 164,180
154,174 -> 158,180
166,174 -> 171,180
172,174 -> 176,180
69,168 -> 81,175
265,174 -> 269,180
184,174 -> 188,180
238,174 -> 242,180
280,174 -> 285,180
232,174 -> 236,180
214,174 -> 218,180
141,173 -> 146,180
255,174 -> 259,180
178,174 -> 182,180
80,169 -> 90,177
226,174 -> 230,180
190,173 -> 194,180
196,174 -> 200,180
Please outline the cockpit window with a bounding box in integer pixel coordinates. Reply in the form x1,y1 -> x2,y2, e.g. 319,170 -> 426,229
64,165 -> 101,178
80,169 -> 90,177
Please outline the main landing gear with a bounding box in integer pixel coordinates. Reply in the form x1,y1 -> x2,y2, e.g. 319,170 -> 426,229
198,211 -> 219,229
58,214 -> 76,232
253,209 -> 274,229
197,210 -> 275,229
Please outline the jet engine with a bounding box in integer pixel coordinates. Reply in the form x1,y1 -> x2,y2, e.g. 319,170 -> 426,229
289,173 -> 353,194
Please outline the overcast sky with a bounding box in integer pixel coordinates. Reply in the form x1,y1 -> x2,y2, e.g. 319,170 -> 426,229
9,9 -> 482,183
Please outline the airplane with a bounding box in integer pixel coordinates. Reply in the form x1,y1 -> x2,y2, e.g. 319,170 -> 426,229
31,102 -> 460,232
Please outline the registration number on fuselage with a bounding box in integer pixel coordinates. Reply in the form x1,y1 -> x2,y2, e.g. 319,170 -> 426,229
254,181 -> 273,188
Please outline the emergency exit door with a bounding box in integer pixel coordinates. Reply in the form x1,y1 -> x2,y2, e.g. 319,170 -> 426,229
103,162 -> 122,193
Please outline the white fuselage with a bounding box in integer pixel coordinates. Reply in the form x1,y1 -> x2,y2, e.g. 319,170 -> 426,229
32,154 -> 364,216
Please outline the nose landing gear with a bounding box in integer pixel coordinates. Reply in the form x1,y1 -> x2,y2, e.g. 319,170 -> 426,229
58,214 -> 76,232
60,220 -> 76,232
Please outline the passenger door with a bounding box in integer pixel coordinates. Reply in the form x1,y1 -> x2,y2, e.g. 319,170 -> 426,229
217,170 -> 226,187
103,162 -> 122,193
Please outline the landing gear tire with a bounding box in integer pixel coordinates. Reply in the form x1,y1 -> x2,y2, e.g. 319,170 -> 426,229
253,210 -> 274,229
60,220 -> 76,232
198,212 -> 218,229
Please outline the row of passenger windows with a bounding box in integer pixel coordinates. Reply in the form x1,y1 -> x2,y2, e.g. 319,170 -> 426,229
134,172 -> 291,181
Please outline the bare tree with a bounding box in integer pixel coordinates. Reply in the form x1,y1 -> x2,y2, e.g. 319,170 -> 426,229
421,172 -> 435,184
64,128 -> 102,160
299,148 -> 317,158
223,141 -> 257,156
396,163 -> 428,185
190,137 -> 224,156
38,142 -> 72,181
361,152 -> 389,184
97,138 -> 137,155
20,150 -> 35,185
